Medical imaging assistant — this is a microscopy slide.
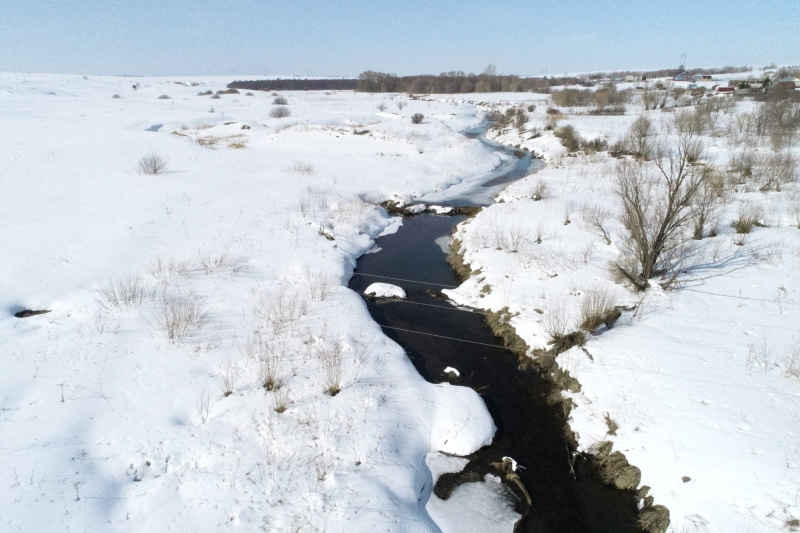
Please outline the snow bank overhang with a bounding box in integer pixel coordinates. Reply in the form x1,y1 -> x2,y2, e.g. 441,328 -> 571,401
430,383 -> 496,456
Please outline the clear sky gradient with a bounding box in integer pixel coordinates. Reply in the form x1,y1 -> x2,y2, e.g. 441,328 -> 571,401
2,0 -> 798,77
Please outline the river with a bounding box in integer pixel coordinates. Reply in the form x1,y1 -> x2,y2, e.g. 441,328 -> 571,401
348,125 -> 643,532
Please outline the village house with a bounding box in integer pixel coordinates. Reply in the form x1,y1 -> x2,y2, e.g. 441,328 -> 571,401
777,77 -> 800,90
711,84 -> 735,95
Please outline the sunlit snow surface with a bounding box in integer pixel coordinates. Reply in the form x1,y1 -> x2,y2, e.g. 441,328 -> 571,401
440,81 -> 800,532
0,74 -> 506,532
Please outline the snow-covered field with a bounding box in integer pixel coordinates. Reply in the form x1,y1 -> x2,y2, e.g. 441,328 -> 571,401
438,81 -> 800,531
3,71 -> 799,533
0,74 -> 505,531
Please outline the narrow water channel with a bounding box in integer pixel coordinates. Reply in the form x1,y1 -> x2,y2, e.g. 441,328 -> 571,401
348,125 -> 644,532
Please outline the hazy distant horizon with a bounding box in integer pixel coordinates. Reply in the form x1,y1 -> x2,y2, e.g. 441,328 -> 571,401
2,0 -> 797,77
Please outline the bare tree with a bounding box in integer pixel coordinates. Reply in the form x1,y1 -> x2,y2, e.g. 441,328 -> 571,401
624,115 -> 654,159
690,165 -> 727,239
613,130 -> 708,290
641,87 -> 668,110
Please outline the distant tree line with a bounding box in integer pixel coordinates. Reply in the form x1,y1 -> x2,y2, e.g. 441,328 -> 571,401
356,70 -> 581,94
227,79 -> 358,91
585,65 -> 753,82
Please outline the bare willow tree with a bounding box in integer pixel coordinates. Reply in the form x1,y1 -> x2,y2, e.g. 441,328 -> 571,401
641,87 -> 668,110
613,130 -> 708,290
624,115 -> 654,159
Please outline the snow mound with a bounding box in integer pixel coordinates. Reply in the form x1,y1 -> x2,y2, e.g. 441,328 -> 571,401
430,383 -> 495,455
364,282 -> 406,299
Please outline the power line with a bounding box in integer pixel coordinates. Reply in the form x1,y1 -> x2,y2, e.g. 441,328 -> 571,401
375,322 -> 800,398
376,324 -> 524,352
375,299 -> 476,313
352,271 -> 458,288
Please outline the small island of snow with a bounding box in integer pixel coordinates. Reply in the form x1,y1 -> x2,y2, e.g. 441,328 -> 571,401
364,282 -> 406,299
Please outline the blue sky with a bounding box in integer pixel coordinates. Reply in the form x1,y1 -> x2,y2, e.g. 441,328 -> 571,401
2,0 -> 798,76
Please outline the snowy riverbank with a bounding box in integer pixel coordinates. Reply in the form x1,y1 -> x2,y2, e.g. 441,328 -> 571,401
1,74 -> 505,531
437,84 -> 800,532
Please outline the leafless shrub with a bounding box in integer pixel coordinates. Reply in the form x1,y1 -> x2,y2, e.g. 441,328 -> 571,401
241,330 -> 285,390
530,180 -> 550,201
137,154 -> 168,175
397,101 -> 407,110
96,275 -> 155,310
286,161 -> 315,176
726,112 -> 754,147
728,150 -> 761,187
158,293 -> 208,343
544,112 -> 561,130
747,334 -> 775,373
563,202 -> 574,225
673,108 -> 707,136
317,338 -> 344,396
220,356 -> 235,397
270,106 -> 291,118
305,269 -> 334,301
506,225 -> 528,252
197,136 -> 220,148
788,194 -> 800,228
534,222 -> 546,244
691,166 -> 728,239
257,287 -> 308,335
604,412 -> 619,436
783,341 -> 800,380
376,102 -> 387,111
579,287 -> 617,331
759,151 -> 798,191
582,205 -> 613,244
581,243 -> 594,264
542,299 -> 570,342
554,124 -> 583,152
198,387 -> 210,424
411,113 -> 424,124
272,389 -> 289,413
272,96 -> 288,105
641,87 -> 668,110
198,251 -> 241,275
150,256 -> 193,278
732,202 -> 765,233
